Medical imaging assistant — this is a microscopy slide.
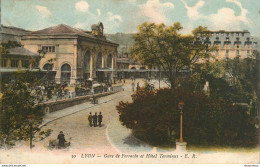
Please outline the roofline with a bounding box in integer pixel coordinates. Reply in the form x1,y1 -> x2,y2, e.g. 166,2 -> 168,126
1,24 -> 31,32
22,34 -> 119,47
203,30 -> 250,33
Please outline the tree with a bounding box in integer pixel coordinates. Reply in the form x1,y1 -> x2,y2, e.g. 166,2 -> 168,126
0,74 -> 52,149
117,87 -> 258,147
130,22 -> 215,88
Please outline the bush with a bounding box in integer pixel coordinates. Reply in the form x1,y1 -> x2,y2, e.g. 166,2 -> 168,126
116,88 -> 258,147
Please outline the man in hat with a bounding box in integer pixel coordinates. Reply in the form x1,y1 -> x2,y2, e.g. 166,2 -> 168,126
57,131 -> 66,148
93,112 -> 98,127
88,112 -> 93,127
131,82 -> 135,92
98,112 -> 103,127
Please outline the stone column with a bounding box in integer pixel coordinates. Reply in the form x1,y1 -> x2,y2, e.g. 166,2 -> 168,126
70,43 -> 77,84
90,54 -> 93,79
18,60 -> 22,68
7,59 -> 11,68
102,55 -> 105,68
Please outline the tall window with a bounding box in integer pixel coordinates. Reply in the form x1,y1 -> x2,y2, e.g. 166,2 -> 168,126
107,54 -> 112,68
61,64 -> 71,84
247,50 -> 250,56
215,50 -> 219,56
96,53 -> 102,69
22,60 -> 30,68
226,37 -> 229,41
236,50 -> 239,56
11,60 -> 19,68
84,51 -> 91,70
226,50 -> 229,59
1,59 -> 7,67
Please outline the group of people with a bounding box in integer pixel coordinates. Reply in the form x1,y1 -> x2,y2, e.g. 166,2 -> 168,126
88,112 -> 103,127
131,82 -> 140,92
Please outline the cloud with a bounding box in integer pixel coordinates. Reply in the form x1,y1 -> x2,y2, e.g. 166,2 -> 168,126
35,5 -> 51,18
207,0 -> 250,30
208,8 -> 241,30
97,9 -> 101,16
107,12 -> 123,22
75,1 -> 89,12
141,0 -> 174,24
226,0 -> 249,24
181,0 -> 205,20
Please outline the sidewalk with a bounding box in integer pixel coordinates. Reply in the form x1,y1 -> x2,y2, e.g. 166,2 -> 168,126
40,89 -> 127,128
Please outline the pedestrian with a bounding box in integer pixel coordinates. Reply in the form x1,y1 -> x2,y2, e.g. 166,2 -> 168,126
93,112 -> 98,127
98,112 -> 103,127
88,112 -> 93,127
131,82 -> 135,92
137,82 -> 140,91
57,131 -> 66,148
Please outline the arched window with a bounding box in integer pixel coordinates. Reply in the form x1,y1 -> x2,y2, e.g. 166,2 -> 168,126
131,67 -> 136,70
84,50 -> 91,70
107,54 -> 112,68
61,64 -> 71,84
43,63 -> 53,71
96,53 -> 102,69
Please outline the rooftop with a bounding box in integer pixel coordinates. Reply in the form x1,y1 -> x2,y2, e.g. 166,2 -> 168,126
6,47 -> 38,56
25,24 -> 118,46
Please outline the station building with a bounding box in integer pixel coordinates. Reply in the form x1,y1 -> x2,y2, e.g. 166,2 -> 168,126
21,22 -> 119,84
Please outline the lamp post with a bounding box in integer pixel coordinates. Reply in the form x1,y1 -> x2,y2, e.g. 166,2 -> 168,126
175,101 -> 187,151
27,114 -> 34,150
178,101 -> 184,142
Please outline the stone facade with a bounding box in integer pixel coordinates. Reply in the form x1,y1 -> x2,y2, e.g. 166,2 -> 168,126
21,23 -> 118,84
200,30 -> 258,60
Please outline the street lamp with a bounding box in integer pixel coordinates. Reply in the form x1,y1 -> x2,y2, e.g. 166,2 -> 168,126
175,101 -> 187,151
27,114 -> 34,149
178,101 -> 184,143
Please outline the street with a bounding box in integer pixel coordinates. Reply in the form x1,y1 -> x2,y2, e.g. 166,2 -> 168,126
0,79 -> 259,164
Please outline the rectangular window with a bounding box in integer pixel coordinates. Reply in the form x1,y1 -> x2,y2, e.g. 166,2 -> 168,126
216,37 -> 219,40
226,37 -> 229,41
247,37 -> 250,41
221,33 -> 224,36
226,33 -> 229,36
247,50 -> 250,56
242,33 -> 244,37
236,37 -> 240,41
22,60 -> 30,68
1,59 -> 7,67
231,33 -> 234,36
236,50 -> 239,56
11,60 -> 19,68
216,50 -> 219,56
42,46 -> 55,53
236,33 -> 239,37
216,33 -> 219,36
237,45 -> 239,48
226,50 -> 229,58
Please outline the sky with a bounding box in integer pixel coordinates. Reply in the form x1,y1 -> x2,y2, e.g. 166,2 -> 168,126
1,0 -> 260,36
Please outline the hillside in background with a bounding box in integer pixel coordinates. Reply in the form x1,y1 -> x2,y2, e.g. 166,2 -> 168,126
105,33 -> 135,53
